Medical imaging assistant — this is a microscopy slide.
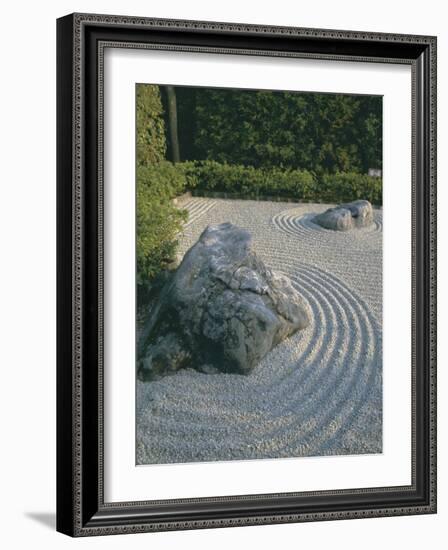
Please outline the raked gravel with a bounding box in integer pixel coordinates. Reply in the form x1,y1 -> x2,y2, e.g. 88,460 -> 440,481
137,198 -> 382,464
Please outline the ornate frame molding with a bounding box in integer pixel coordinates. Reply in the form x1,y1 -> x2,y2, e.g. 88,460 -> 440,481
57,13 -> 437,537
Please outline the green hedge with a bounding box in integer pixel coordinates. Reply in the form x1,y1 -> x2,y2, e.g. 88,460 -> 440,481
137,162 -> 188,287
318,172 -> 382,205
182,161 -> 314,198
136,84 -> 189,293
176,87 -> 382,174
182,161 -> 382,205
136,84 -> 167,166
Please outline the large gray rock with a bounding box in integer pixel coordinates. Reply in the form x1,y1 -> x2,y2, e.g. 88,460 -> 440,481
138,223 -> 310,380
314,200 -> 373,231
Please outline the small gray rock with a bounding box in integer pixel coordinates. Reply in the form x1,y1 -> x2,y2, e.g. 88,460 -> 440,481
138,223 -> 310,380
339,200 -> 373,228
314,207 -> 353,231
314,200 -> 373,231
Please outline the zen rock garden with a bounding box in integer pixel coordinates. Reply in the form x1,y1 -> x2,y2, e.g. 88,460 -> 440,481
135,83 -> 384,463
138,222 -> 311,381
314,200 -> 374,231
136,197 -> 383,464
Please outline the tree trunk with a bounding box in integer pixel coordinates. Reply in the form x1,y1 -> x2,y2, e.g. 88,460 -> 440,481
166,86 -> 180,163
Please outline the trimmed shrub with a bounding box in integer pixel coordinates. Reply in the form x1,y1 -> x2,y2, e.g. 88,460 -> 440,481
183,161 -> 316,199
182,161 -> 382,205
136,84 -> 167,166
318,172 -> 382,205
137,162 -> 188,287
136,84 -> 190,292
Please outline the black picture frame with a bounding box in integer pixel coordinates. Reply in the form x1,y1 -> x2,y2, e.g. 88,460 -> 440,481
56,13 -> 437,537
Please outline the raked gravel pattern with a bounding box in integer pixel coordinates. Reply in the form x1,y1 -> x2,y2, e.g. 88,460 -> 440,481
137,198 -> 382,464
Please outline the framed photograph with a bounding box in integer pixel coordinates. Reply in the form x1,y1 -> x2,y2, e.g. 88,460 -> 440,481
56,13 -> 437,536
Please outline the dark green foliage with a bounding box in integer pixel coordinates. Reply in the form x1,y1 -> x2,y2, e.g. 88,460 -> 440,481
136,84 -> 167,166
318,172 -> 382,205
136,84 -> 189,290
137,162 -> 189,286
183,161 -> 382,205
183,161 -> 314,198
176,87 -> 382,174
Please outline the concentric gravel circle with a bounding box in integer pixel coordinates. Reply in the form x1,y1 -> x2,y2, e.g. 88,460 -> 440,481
181,198 -> 217,227
136,259 -> 382,464
272,208 -> 382,243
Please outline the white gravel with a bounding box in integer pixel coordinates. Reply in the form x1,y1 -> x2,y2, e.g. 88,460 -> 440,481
137,198 -> 383,464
